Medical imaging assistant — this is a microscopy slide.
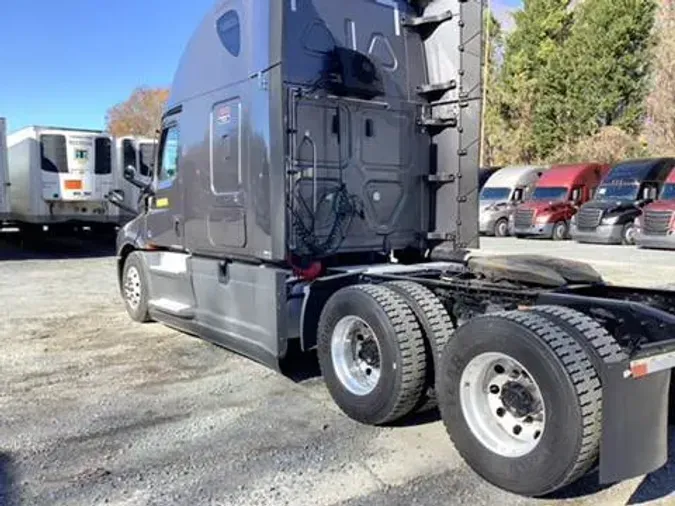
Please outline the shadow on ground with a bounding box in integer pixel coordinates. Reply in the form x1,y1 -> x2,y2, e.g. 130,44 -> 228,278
627,426 -> 675,504
0,453 -> 18,506
0,229 -> 115,261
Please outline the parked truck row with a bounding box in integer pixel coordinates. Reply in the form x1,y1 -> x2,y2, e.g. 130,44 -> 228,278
0,119 -> 154,234
479,157 -> 675,249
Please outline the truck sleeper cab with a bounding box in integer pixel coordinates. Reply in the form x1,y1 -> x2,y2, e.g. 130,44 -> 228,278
479,165 -> 547,237
571,158 -> 675,246
511,163 -> 609,241
7,125 -> 116,231
116,0 -> 675,499
636,167 -> 675,249
478,166 -> 501,192
0,118 -> 9,221
112,136 -> 157,224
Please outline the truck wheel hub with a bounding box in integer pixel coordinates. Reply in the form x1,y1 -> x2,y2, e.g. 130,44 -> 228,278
331,316 -> 382,396
460,352 -> 546,457
500,381 -> 536,418
124,266 -> 142,310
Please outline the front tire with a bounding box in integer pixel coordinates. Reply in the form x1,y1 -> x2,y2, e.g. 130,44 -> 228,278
552,221 -> 568,241
317,284 -> 427,425
122,251 -> 151,323
494,218 -> 509,237
437,306 -> 623,497
621,222 -> 636,245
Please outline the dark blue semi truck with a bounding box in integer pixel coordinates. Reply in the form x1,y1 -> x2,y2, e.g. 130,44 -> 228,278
108,0 -> 675,498
570,158 -> 675,245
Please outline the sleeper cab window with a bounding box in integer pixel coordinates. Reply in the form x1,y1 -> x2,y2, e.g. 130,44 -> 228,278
216,10 -> 241,57
159,126 -> 180,183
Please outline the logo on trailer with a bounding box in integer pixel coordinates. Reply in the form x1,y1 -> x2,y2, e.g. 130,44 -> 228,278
217,106 -> 232,125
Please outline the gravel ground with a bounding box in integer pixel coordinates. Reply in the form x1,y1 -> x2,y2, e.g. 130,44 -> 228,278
1,232 -> 675,506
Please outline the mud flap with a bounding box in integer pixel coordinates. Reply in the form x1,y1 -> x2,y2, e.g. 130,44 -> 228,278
598,361 -> 671,484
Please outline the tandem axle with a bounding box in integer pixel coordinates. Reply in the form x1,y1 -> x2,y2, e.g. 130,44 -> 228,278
117,246 -> 675,497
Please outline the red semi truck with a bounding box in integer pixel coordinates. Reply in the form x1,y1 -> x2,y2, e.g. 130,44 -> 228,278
636,167 -> 675,249
511,163 -> 610,240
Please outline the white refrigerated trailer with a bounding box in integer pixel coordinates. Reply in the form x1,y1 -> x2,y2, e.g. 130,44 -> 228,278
0,118 -> 9,222
7,125 -> 117,232
112,136 -> 157,223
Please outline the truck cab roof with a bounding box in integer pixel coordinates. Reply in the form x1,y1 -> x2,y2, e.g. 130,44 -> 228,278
536,163 -> 608,188
603,158 -> 675,184
482,165 -> 547,189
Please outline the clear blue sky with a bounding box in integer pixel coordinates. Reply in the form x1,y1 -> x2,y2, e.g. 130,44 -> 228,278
0,0 -> 214,134
0,0 -> 521,135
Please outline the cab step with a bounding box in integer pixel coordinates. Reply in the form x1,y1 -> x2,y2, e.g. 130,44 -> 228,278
148,298 -> 196,319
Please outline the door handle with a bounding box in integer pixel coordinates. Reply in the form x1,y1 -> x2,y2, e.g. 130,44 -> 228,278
173,216 -> 181,236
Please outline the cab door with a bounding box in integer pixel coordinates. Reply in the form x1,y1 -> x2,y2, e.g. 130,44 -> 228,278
145,116 -> 184,249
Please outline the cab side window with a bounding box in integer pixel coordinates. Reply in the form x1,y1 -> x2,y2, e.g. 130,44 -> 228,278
158,125 -> 180,183
512,188 -> 524,201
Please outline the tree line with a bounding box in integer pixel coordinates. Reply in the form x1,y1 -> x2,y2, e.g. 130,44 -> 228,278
484,0 -> 675,167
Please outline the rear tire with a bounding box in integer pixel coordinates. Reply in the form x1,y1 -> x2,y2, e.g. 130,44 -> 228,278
494,218 -> 509,237
122,251 -> 151,323
552,221 -> 568,241
437,306 -> 623,497
385,281 -> 455,409
317,284 -> 427,425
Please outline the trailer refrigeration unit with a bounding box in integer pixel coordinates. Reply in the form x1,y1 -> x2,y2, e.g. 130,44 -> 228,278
7,125 -> 116,232
0,118 -> 9,222
635,166 -> 675,249
113,0 -> 675,498
511,163 -> 610,240
570,158 -> 675,246
111,136 -> 157,223
478,165 -> 547,237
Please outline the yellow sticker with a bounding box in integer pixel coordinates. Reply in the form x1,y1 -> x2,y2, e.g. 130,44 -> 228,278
155,197 -> 170,208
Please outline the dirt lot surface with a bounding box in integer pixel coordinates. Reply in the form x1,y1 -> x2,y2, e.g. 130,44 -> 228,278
1,232 -> 674,506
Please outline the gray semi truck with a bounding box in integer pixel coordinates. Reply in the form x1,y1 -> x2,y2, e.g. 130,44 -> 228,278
479,165 -> 547,237
110,0 -> 675,498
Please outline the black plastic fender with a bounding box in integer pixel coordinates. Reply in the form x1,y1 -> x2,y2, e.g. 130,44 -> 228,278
535,292 -> 673,483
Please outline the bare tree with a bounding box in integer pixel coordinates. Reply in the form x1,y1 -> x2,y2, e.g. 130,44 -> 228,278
644,0 -> 675,155
555,126 -> 648,164
105,87 -> 170,138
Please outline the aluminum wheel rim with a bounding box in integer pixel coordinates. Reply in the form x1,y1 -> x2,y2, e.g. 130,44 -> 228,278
124,266 -> 142,310
554,223 -> 566,240
331,316 -> 382,396
460,352 -> 546,458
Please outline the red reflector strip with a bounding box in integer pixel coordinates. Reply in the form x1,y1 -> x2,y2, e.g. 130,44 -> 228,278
629,350 -> 675,379
630,362 -> 649,378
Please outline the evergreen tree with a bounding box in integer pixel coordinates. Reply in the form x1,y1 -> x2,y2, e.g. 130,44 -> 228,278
498,0 -> 573,163
539,0 -> 657,158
